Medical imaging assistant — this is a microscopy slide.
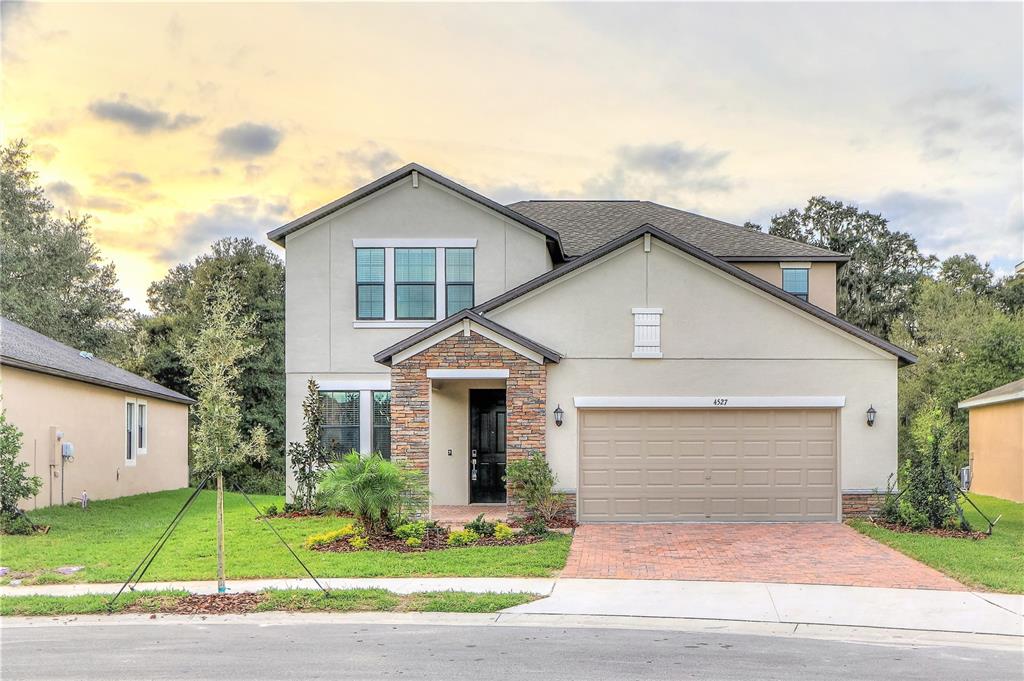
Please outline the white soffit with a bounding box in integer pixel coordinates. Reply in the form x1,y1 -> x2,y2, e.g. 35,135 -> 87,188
573,396 -> 847,409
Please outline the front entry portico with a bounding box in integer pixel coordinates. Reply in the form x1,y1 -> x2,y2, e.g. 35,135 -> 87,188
376,312 -> 561,511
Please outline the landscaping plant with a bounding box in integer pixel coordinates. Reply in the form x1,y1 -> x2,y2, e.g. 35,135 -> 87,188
447,529 -> 480,547
288,378 -> 330,511
504,451 -> 567,524
0,411 -> 41,535
465,513 -> 496,537
317,452 -> 426,536
177,280 -> 269,592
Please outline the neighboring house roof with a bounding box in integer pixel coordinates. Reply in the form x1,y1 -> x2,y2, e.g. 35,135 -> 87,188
473,225 -> 916,366
266,163 -> 566,261
374,309 -> 562,366
958,378 -> 1024,410
0,317 -> 195,404
508,200 -> 848,261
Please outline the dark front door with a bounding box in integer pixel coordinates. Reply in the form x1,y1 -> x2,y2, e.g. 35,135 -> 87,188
469,389 -> 507,503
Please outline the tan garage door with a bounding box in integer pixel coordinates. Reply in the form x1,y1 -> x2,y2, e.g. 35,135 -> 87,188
578,409 -> 838,522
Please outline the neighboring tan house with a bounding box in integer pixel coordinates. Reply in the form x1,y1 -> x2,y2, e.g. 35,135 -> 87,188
959,378 -> 1024,502
269,164 -> 915,522
0,317 -> 193,509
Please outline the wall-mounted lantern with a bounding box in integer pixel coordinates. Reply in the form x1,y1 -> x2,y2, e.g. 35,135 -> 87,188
553,404 -> 564,427
866,405 -> 877,427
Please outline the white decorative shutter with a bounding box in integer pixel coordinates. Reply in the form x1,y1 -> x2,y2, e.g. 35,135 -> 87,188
631,308 -> 663,358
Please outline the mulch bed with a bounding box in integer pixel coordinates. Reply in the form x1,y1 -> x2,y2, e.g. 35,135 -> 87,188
126,593 -> 267,615
866,518 -> 989,540
507,516 -> 578,530
312,529 -> 545,553
260,510 -> 353,520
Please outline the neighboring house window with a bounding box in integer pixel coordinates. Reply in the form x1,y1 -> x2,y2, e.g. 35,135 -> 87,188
395,248 -> 436,320
136,401 -> 148,455
632,308 -> 663,358
125,400 -> 137,464
782,268 -> 809,302
320,391 -> 360,457
371,391 -> 391,459
445,248 -> 475,316
356,248 -> 386,319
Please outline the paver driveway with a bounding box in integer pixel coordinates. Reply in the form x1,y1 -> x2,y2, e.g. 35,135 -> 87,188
562,523 -> 964,590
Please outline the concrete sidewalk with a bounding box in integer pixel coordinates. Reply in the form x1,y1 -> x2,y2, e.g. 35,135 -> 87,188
3,576 -> 1021,637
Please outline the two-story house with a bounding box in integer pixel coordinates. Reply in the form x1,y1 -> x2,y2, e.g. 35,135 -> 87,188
269,164 -> 914,522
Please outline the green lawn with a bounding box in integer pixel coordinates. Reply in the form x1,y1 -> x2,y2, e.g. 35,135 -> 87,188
0,589 -> 537,617
848,494 -> 1024,593
0,488 -> 571,584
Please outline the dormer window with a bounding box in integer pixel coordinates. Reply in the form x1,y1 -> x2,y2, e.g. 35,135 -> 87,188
781,265 -> 810,302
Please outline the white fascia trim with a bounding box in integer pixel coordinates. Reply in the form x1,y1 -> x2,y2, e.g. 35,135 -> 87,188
573,395 -> 847,409
319,379 -> 391,391
631,351 -> 664,359
427,369 -> 510,379
958,391 -> 1024,410
631,307 -> 663,314
353,321 -> 433,329
779,261 -> 812,269
352,238 -> 477,248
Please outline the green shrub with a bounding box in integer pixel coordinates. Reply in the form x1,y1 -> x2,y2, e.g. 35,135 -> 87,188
897,498 -> 930,531
317,453 -> 427,536
0,412 -> 41,519
447,529 -> 480,546
348,535 -> 369,549
465,513 -> 496,537
0,511 -> 35,535
263,503 -> 280,517
493,523 -> 515,541
405,537 -> 422,548
303,525 -> 357,549
520,517 -> 548,537
395,521 -> 427,541
877,475 -> 900,523
504,451 -> 568,524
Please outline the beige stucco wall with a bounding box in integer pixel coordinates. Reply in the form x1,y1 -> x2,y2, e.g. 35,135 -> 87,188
735,261 -> 838,313
282,175 -> 552,495
1,366 -> 190,509
488,239 -> 900,493
428,379 -> 505,505
968,401 -> 1024,502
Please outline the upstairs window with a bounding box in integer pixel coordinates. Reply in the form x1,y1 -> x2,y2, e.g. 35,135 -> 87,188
445,248 -> 475,316
320,391 -> 360,457
356,248 -> 385,319
395,248 -> 436,320
782,268 -> 809,302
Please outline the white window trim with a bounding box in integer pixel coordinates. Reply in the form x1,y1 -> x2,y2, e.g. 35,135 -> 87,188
355,243 -> 476,325
124,398 -> 138,466
136,399 -> 148,455
352,238 -> 477,248
632,307 -> 663,359
573,395 -> 847,409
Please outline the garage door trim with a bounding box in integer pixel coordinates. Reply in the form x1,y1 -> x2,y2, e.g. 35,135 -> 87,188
574,395 -> 846,408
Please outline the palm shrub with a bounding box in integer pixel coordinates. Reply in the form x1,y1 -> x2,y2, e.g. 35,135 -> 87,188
317,452 -> 426,536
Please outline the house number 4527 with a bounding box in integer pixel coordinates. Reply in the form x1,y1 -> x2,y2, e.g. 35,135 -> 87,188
713,398 -> 729,406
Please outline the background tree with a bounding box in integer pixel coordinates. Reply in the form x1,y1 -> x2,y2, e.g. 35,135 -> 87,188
289,379 -> 329,511
131,237 -> 285,493
177,281 -> 268,592
751,197 -> 936,338
0,140 -> 129,357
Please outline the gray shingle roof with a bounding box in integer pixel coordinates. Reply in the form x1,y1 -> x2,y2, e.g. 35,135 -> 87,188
1,317 -> 194,404
508,200 -> 847,260
958,377 -> 1024,409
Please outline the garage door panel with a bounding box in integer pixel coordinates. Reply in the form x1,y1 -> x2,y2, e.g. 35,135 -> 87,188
578,408 -> 838,522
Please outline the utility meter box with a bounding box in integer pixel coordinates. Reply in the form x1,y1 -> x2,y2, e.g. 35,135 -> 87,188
61,442 -> 75,459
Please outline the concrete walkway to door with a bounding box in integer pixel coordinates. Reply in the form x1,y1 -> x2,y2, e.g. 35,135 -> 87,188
563,523 -> 965,590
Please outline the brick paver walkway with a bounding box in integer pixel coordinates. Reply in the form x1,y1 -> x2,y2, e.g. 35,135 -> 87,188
562,523 -> 965,590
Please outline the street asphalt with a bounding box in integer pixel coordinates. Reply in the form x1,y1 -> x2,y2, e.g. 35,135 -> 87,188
2,618 -> 1020,681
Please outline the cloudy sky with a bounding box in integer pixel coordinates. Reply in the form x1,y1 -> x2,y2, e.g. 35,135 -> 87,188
3,2 -> 1021,309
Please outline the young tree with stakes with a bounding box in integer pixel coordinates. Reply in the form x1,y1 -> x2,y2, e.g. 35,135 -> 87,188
177,280 -> 268,592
